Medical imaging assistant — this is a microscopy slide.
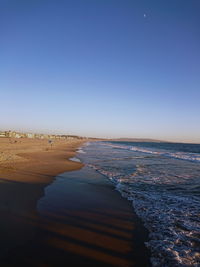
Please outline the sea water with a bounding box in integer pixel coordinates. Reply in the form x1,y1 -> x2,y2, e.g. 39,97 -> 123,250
77,141 -> 200,267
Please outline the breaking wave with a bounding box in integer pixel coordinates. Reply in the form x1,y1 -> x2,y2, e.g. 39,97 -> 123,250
81,142 -> 200,266
107,143 -> 200,163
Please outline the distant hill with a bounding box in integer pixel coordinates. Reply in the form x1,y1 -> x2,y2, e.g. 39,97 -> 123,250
110,138 -> 166,143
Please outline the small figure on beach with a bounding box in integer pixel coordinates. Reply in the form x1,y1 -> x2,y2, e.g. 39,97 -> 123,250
48,139 -> 53,149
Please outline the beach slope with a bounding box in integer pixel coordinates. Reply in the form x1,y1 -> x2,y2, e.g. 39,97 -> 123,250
0,138 -> 85,258
0,138 -> 150,266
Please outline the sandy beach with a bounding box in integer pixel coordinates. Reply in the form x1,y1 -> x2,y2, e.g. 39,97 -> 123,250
0,138 -> 85,184
0,138 -> 85,258
0,138 -> 150,266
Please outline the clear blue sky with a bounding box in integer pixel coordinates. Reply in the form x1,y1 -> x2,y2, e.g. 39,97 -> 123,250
1,0 -> 200,142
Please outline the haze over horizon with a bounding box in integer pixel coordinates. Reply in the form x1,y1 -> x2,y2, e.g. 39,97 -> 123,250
1,0 -> 200,143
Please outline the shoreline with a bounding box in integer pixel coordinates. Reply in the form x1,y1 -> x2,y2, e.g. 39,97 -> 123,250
36,166 -> 150,266
0,138 -> 150,266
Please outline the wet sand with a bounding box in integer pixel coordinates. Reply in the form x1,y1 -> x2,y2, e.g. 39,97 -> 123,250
0,138 -> 150,266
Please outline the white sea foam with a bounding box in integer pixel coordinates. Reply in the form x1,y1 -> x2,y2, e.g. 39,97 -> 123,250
82,142 -> 200,266
69,157 -> 81,162
76,149 -> 86,154
87,161 -> 200,267
107,143 -> 200,163
76,142 -> 91,154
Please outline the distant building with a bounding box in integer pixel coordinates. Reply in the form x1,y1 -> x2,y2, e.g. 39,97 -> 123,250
15,133 -> 22,138
0,131 -> 6,138
0,130 -> 84,140
26,133 -> 35,138
5,131 -> 16,138
49,135 -> 56,139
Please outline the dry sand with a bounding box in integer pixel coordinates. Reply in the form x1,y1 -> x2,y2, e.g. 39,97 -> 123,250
0,138 -> 85,183
0,138 -> 150,266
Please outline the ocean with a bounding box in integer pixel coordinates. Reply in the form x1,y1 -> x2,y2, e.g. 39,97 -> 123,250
76,141 -> 200,267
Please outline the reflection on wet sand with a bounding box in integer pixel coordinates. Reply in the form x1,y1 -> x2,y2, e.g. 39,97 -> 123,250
0,167 -> 150,266
2,207 -> 149,266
